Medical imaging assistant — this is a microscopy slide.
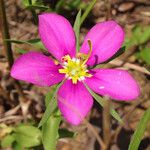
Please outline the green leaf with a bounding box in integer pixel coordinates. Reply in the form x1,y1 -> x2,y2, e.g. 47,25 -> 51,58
73,9 -> 81,53
58,128 -> 75,138
17,49 -> 27,54
13,125 -> 41,148
132,25 -> 150,45
68,0 -> 80,9
38,100 -> 57,128
42,84 -> 62,150
27,39 -> 46,49
80,0 -> 97,25
22,0 -> 36,7
140,26 -> 150,44
1,134 -> 15,148
136,47 -> 150,65
13,143 -> 23,150
22,0 -> 29,6
5,39 -> 26,44
42,115 -> 61,150
55,0 -> 65,12
38,81 -> 64,128
45,86 -> 57,107
124,25 -> 150,49
22,0 -> 49,11
84,83 -> 123,123
26,5 -> 49,11
128,108 -> 150,150
5,39 -> 46,50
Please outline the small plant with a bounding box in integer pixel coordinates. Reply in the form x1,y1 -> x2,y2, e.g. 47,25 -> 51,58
10,12 -> 140,150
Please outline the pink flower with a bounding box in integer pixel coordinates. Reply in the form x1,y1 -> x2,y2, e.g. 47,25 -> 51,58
11,13 -> 140,125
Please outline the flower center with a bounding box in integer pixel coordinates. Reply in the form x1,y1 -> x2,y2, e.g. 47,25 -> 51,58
59,55 -> 92,84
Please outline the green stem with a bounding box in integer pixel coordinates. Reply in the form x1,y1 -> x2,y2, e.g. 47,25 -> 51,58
0,0 -> 14,68
42,85 -> 63,150
80,0 -> 97,26
28,0 -> 38,25
42,115 -> 61,150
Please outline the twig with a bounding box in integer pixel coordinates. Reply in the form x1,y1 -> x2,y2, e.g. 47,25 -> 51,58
0,84 -> 12,103
0,0 -> 14,69
102,97 -> 111,149
0,61 -> 7,72
105,0 -> 111,21
85,121 -> 106,150
0,115 -> 23,123
13,80 -> 31,122
4,105 -> 21,117
109,59 -> 150,75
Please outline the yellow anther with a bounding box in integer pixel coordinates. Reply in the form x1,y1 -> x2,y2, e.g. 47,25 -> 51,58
59,54 -> 92,84
61,55 -> 71,62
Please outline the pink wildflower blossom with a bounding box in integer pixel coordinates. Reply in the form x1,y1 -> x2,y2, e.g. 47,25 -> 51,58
11,13 -> 140,125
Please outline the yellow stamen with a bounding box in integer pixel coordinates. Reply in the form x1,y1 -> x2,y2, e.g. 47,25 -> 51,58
59,55 -> 92,84
59,40 -> 93,84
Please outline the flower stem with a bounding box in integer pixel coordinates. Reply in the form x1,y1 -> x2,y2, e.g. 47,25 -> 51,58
28,0 -> 38,25
0,0 -> 14,69
42,87 -> 62,150
80,0 -> 97,26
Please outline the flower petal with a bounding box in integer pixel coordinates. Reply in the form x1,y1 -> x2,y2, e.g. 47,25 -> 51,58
85,69 -> 140,100
11,52 -> 64,86
58,80 -> 93,125
39,13 -> 76,60
80,21 -> 124,66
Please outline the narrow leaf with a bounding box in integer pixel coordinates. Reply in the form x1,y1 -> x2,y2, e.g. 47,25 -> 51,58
42,86 -> 62,150
73,9 -> 81,53
38,96 -> 57,128
68,0 -> 80,9
84,83 -> 123,123
5,39 -> 46,50
27,5 -> 49,11
17,49 -> 27,54
38,81 -> 64,128
45,85 -> 57,107
22,0 -> 36,7
55,0 -> 64,12
80,0 -> 97,25
42,115 -> 61,150
129,108 -> 150,150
